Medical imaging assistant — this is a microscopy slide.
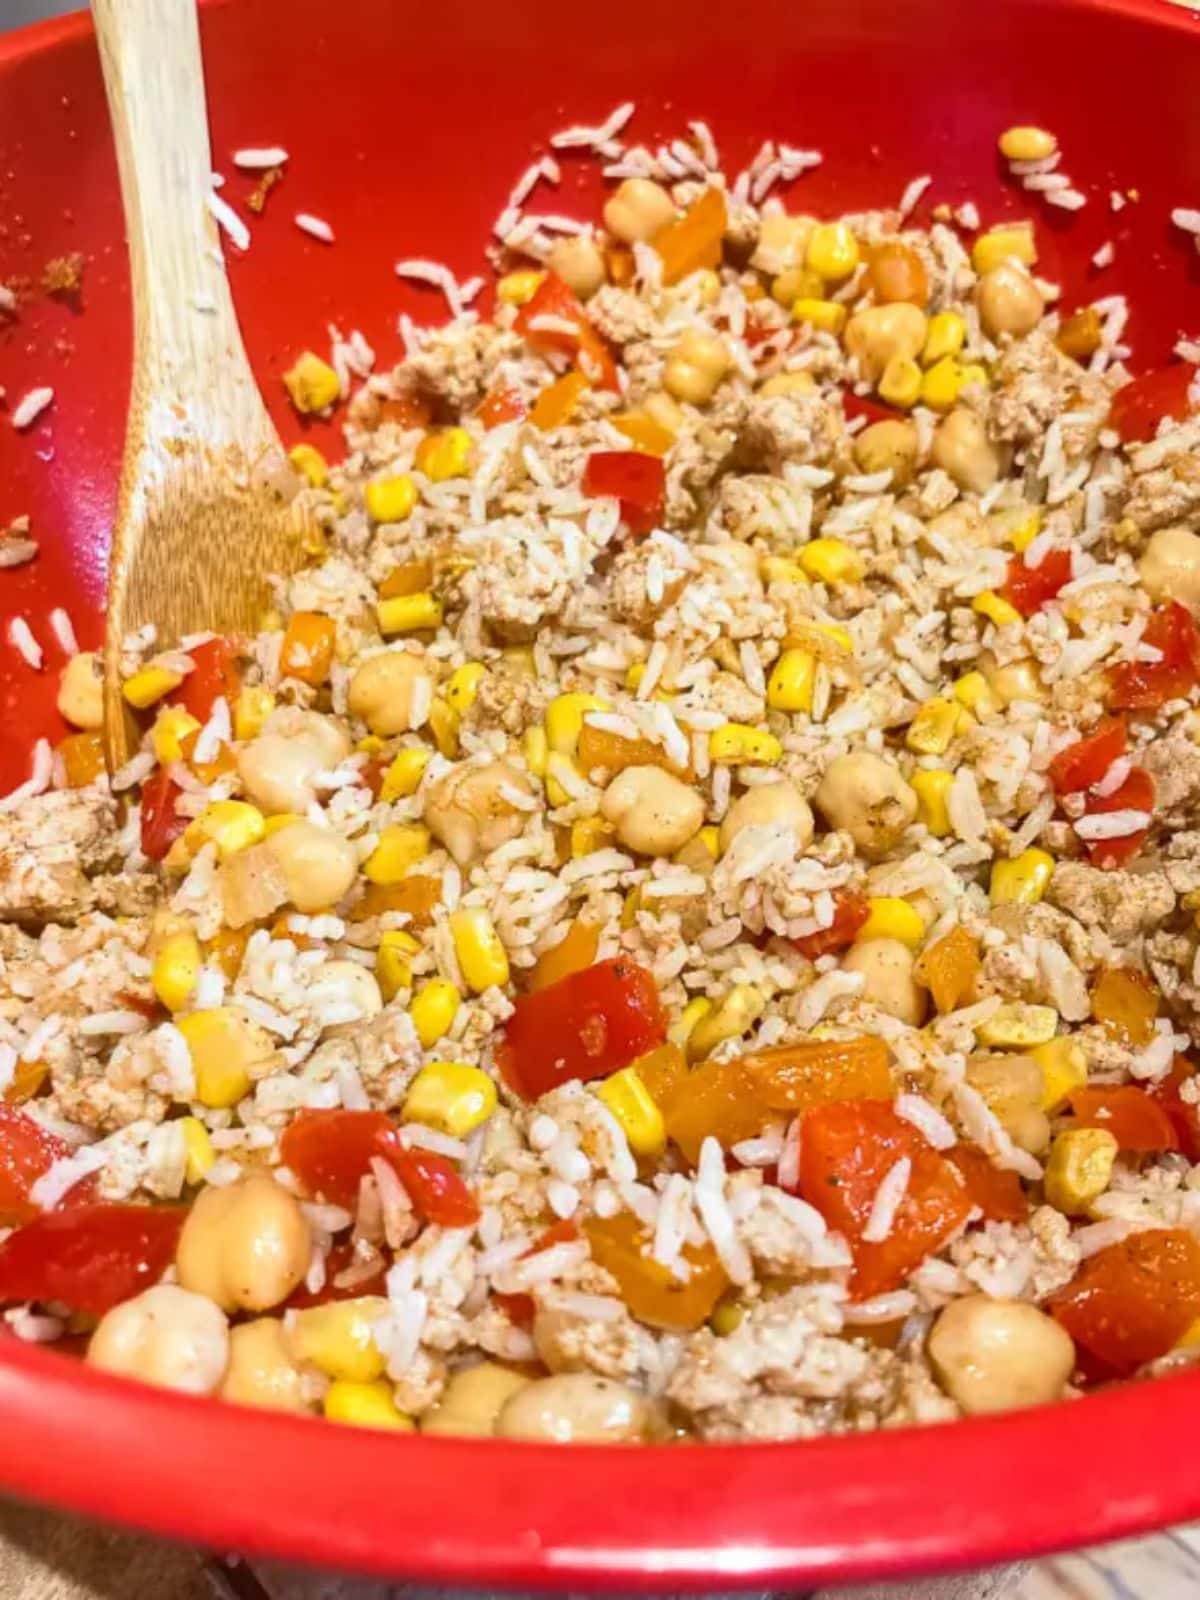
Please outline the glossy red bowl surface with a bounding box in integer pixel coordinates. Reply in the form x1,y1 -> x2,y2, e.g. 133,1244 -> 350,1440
4,0 -> 1200,1586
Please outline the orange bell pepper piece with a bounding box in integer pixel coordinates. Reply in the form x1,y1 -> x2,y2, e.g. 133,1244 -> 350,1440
279,610 -> 337,686
205,925 -> 251,981
945,1144 -> 1028,1223
916,925 -> 980,1015
57,731 -> 106,789
584,1212 -> 729,1331
1090,966 -> 1158,1046
659,1056 -> 772,1166
4,1059 -> 47,1106
576,722 -> 691,781
1049,1227 -> 1200,1379
379,559 -> 434,599
352,874 -> 441,929
528,918 -> 599,992
610,412 -> 675,456
740,1036 -> 892,1112
1066,1085 -> 1179,1153
628,1043 -> 688,1106
653,187 -> 727,286
530,371 -> 589,431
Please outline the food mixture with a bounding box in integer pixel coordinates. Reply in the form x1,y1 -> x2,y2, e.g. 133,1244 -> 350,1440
4,116 -> 1200,1445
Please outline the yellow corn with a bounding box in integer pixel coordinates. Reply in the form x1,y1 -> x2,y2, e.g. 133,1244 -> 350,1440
952,671 -> 997,716
1177,1317 -> 1200,1351
1044,1127 -> 1117,1214
959,362 -> 989,391
922,311 -> 966,366
262,812 -> 302,837
289,1296 -> 389,1382
187,800 -> 266,861
445,662 -> 485,714
805,620 -> 854,655
919,356 -> 966,412
792,298 -> 847,334
760,554 -> 810,586
151,707 -> 201,764
986,658 -> 1043,706
410,978 -> 461,1048
377,593 -> 443,635
905,698 -> 960,756
806,222 -> 859,281
770,264 -> 823,307
972,224 -> 1037,276
177,1007 -> 272,1108
496,269 -> 546,305
544,755 -> 580,809
766,648 -> 817,714
709,723 -> 783,766
976,1002 -> 1060,1049
687,985 -> 766,1062
521,725 -> 549,783
179,1117 -> 214,1185
363,823 -> 430,885
233,686 -> 275,742
797,537 -> 865,586
878,354 -> 922,408
668,996 -> 713,1051
429,698 -> 460,760
122,664 -> 183,710
546,692 -> 612,757
380,747 -> 432,802
697,824 -> 721,860
288,442 -> 329,488
570,817 -> 613,857
449,908 -> 509,993
416,427 -> 471,482
404,1062 -> 498,1138
323,1379 -> 414,1431
759,371 -> 817,398
912,769 -> 953,837
1032,1037 -> 1088,1112
364,474 -> 417,524
283,352 -> 341,414
151,930 -> 201,1013
989,847 -> 1055,906
596,1066 -> 666,1157
709,1296 -> 745,1336
973,590 -> 1023,628
376,929 -> 420,1002
858,897 -> 925,948
998,126 -> 1058,163
993,506 -> 1042,554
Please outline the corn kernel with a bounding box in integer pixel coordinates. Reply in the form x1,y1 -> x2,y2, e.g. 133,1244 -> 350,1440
151,930 -> 201,1013
770,265 -> 824,307
668,996 -> 712,1050
177,1007 -> 273,1108
449,908 -> 509,993
1032,1037 -> 1088,1112
878,354 -> 922,408
922,311 -> 966,366
792,298 -> 847,334
363,823 -> 430,885
364,474 -> 417,524
804,620 -> 854,655
233,686 -> 275,742
122,664 -> 183,710
496,269 -> 546,305
596,1067 -> 666,1157
797,537 -> 865,586
151,706 -> 201,765
976,1002 -> 1060,1049
323,1378 -> 414,1430
288,442 -> 329,488
760,555 -> 810,586
376,592 -> 443,635
806,222 -> 860,281
410,978 -> 461,1048
998,126 -> 1058,163
905,698 -> 960,756
709,1295 -> 745,1336
446,662 -> 485,714
283,353 -> 340,415
993,506 -> 1042,554
687,985 -> 766,1062
570,817 -> 613,857
380,747 -> 432,802
990,847 -> 1055,906
697,825 -> 721,861
759,372 -> 817,398
376,929 -> 420,1002
403,1061 -> 498,1138
858,897 -> 926,948
262,812 -> 303,838
546,692 -> 612,757
522,724 -> 548,780
973,590 -> 1023,628
972,224 -> 1037,276
289,1296 -> 389,1382
952,671 -> 997,716
709,723 -> 783,766
1044,1127 -> 1117,1214
427,698 -> 460,760
912,769 -> 954,837
766,648 -> 817,714
959,362 -> 989,390
186,800 -> 266,862
179,1117 -> 214,1185
415,427 -> 471,482
919,356 -> 965,412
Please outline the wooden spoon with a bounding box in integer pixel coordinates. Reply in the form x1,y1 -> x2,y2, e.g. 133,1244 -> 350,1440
93,0 -> 310,769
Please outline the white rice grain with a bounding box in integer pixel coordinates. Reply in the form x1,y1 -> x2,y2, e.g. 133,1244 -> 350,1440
11,387 -> 54,430
861,1157 -> 911,1243
8,618 -> 41,669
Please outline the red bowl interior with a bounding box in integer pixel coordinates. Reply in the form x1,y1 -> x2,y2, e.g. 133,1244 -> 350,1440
4,0 -> 1200,1585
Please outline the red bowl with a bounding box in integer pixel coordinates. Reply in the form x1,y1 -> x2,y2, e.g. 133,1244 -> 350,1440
4,0 -> 1200,1585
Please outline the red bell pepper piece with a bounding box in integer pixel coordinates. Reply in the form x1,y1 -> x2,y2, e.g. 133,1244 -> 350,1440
477,382 -> 527,430
389,1147 -> 479,1228
379,392 -> 434,430
0,1108 -> 85,1228
1151,1057 -> 1200,1161
841,391 -> 902,428
287,1239 -> 387,1308
1066,1085 -> 1179,1153
791,889 -> 870,961
1047,717 -> 1127,796
1109,363 -> 1197,444
0,1203 -> 185,1316
799,1099 -> 972,1299
1002,548 -> 1073,617
1049,1227 -> 1200,1379
514,273 -> 619,393
498,957 -> 666,1100
175,635 -> 241,724
1109,600 -> 1200,712
139,768 -> 186,862
1078,764 -> 1155,870
945,1143 -> 1029,1225
582,451 -> 665,534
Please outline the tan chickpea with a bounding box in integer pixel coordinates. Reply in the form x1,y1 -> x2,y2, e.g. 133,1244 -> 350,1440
346,650 -> 433,737
176,1172 -> 312,1314
308,959 -> 384,1023
1139,526 -> 1200,610
931,409 -> 1000,495
495,1374 -> 654,1442
928,1295 -> 1075,1416
423,759 -> 536,867
87,1285 -> 229,1396
852,418 -> 920,488
547,232 -> 607,301
599,765 -> 705,857
965,1053 -> 1051,1154
976,263 -> 1044,340
843,303 -> 929,384
718,780 -> 814,855
420,1361 -> 532,1436
265,820 -> 358,913
602,177 -> 675,244
750,211 -> 811,276
664,327 -> 730,406
841,937 -> 927,1025
238,712 -> 351,816
57,651 -> 104,731
814,752 -> 918,860
926,503 -> 990,551
219,1317 -> 313,1413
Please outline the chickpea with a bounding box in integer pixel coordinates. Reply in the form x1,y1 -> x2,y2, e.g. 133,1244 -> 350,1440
664,327 -> 730,406
852,418 -> 920,488
976,262 -> 1044,340
238,712 -> 351,816
1139,526 -> 1200,610
981,654 -> 1044,707
309,959 -> 384,1023
266,820 -> 358,913
926,503 -> 989,551
87,1285 -> 229,1396
423,759 -> 536,867
347,650 -> 433,737
600,765 -> 705,856
928,1295 -> 1075,1415
718,780 -> 814,855
931,409 -> 1000,495
602,178 -> 676,244
750,212 -> 811,276
965,1053 -> 1051,1154
176,1172 -> 312,1313
420,1361 -> 531,1436
547,232 -> 607,301
843,303 -> 928,384
495,1373 -> 654,1442
265,706 -> 349,767
57,651 -> 104,731
814,752 -> 917,860
220,1317 -> 312,1413
841,937 -> 927,1025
